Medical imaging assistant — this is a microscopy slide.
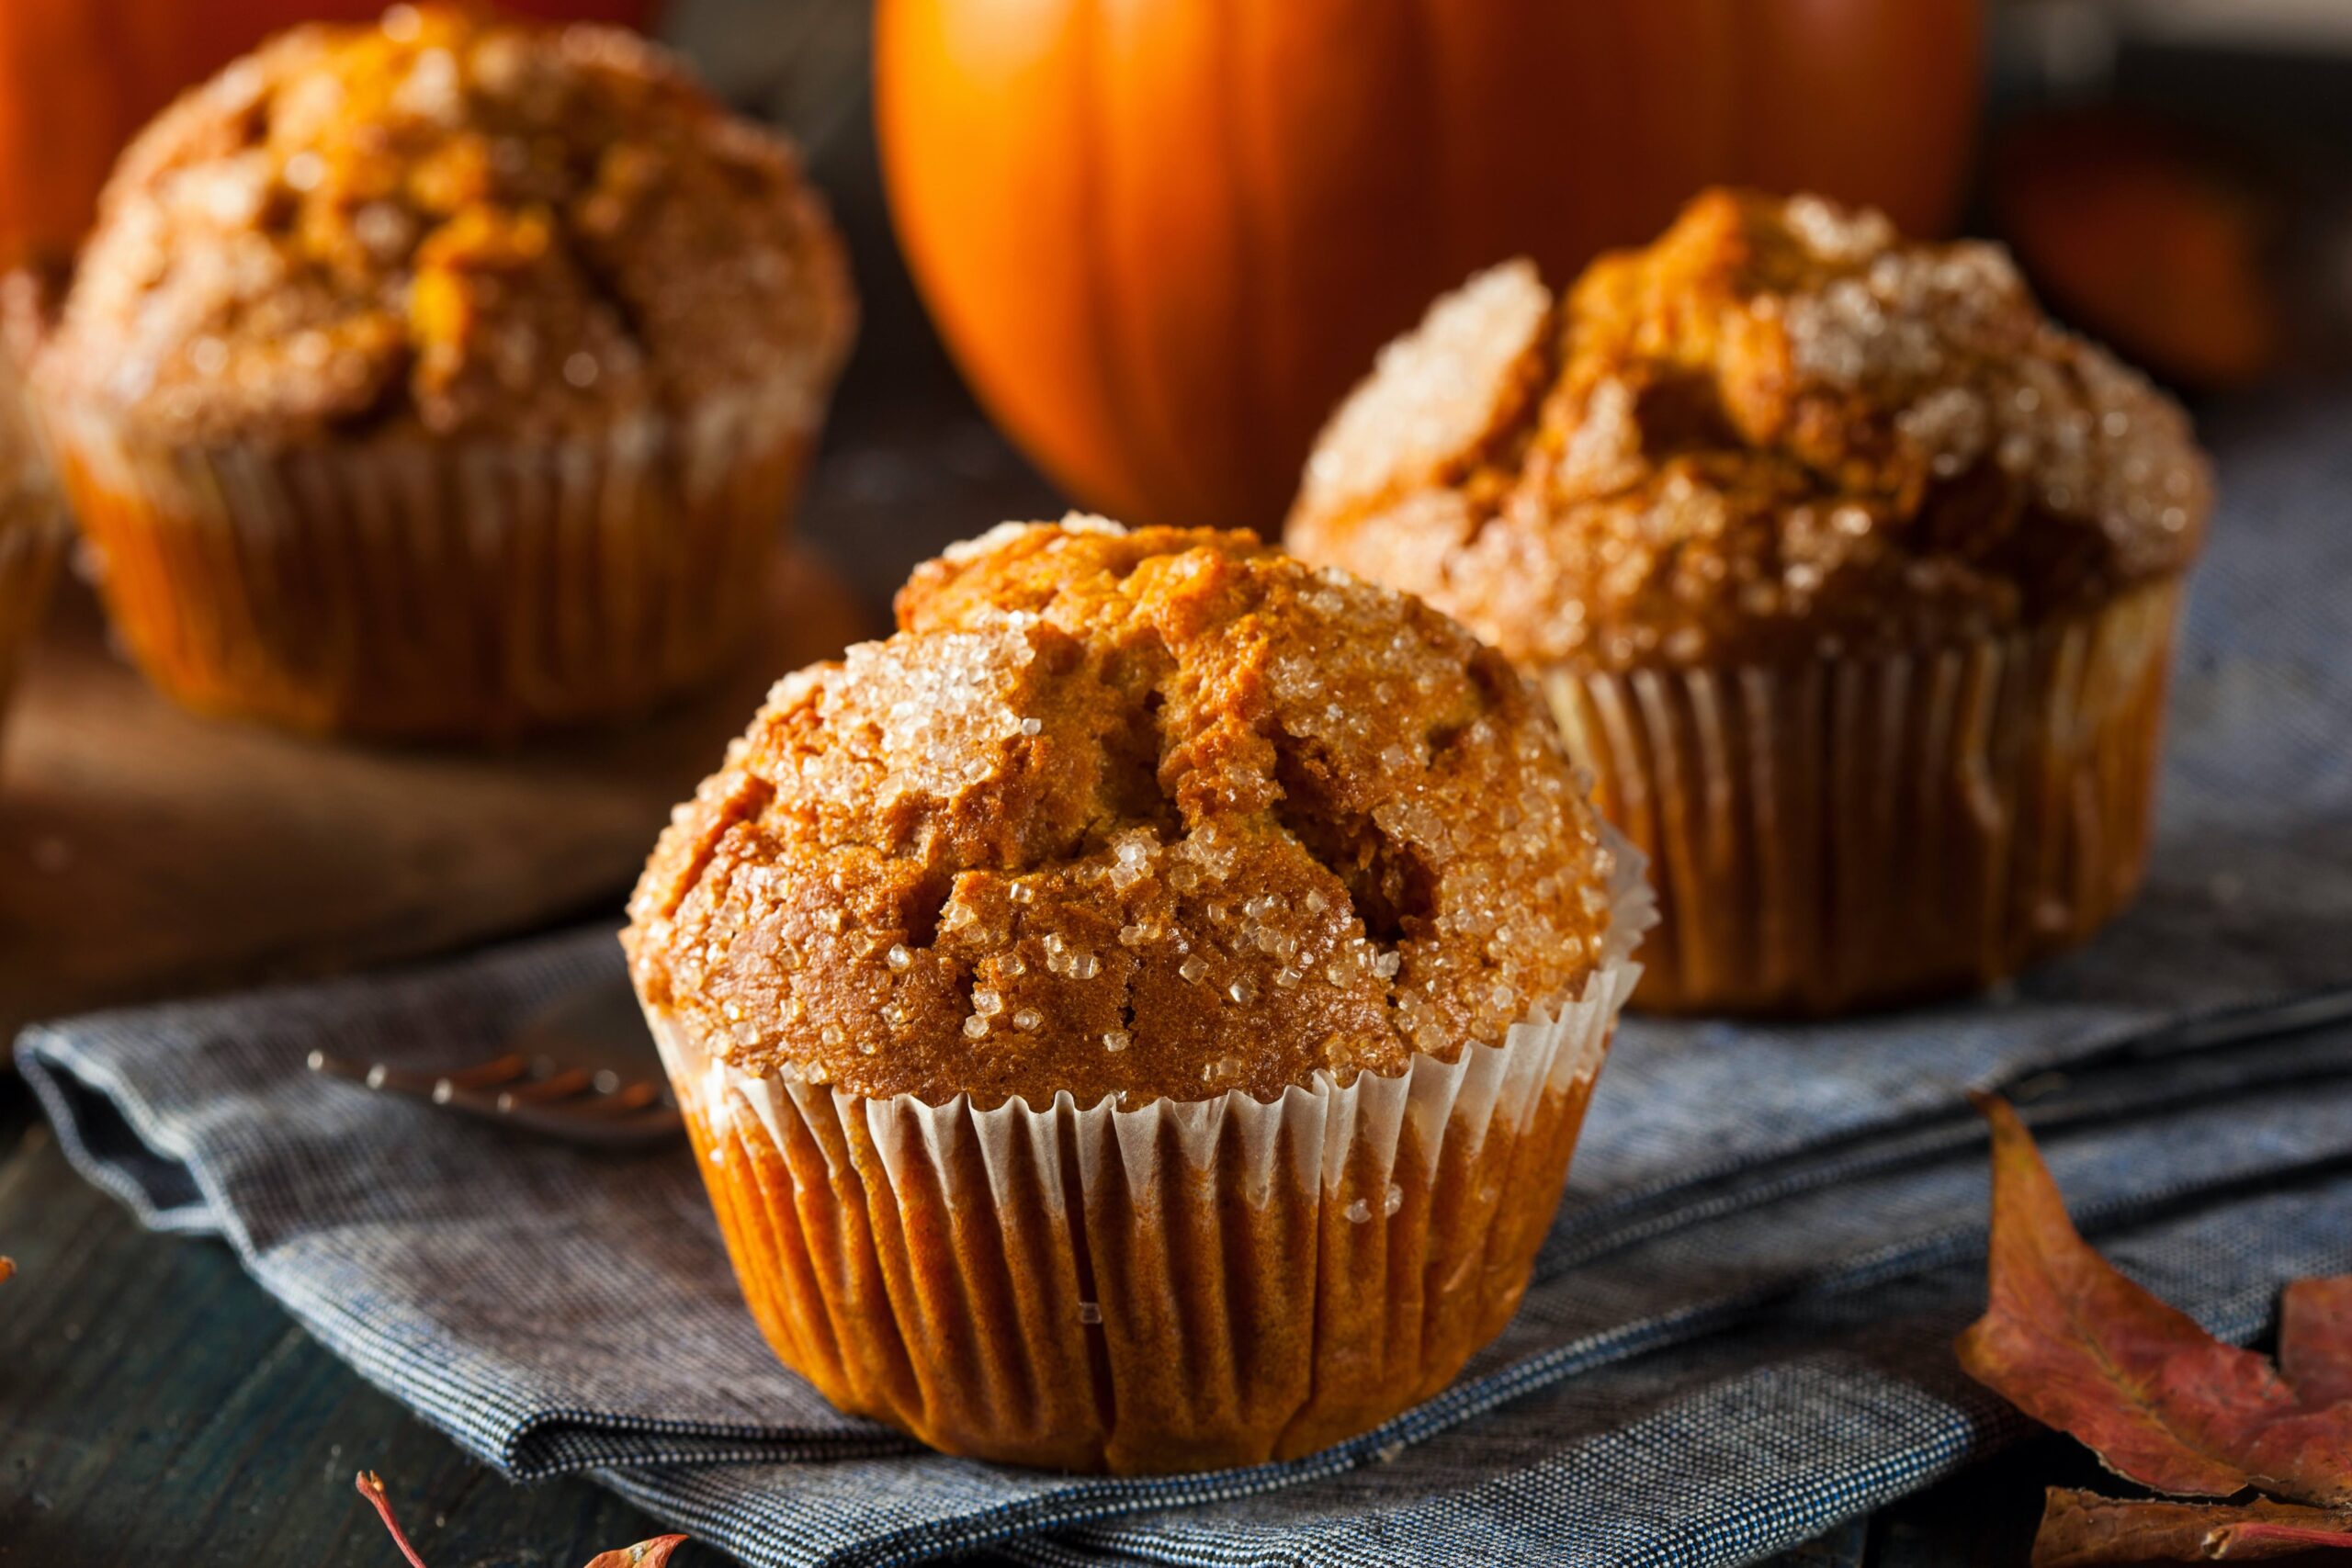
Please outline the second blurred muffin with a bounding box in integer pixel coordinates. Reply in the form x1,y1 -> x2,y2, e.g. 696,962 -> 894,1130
1290,190 -> 2211,1014
34,6 -> 854,739
0,287 -> 66,767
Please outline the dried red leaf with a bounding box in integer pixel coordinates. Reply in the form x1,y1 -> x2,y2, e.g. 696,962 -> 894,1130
2282,1279 -> 2352,1411
2034,1487 -> 2352,1566
1955,1096 -> 2352,1506
580,1540 -> 689,1568
356,1471 -> 689,1568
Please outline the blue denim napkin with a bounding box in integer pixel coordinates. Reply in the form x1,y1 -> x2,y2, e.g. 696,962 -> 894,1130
18,386 -> 2352,1567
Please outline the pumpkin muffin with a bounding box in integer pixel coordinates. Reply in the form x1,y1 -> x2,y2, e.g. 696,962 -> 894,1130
625,518 -> 1649,1473
0,277 -> 67,768
1289,189 -> 2210,1015
34,6 -> 854,739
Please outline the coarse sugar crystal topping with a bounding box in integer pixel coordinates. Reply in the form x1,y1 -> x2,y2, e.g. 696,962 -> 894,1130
1287,188 -> 2211,670
625,519 -> 1619,1110
37,4 -> 852,446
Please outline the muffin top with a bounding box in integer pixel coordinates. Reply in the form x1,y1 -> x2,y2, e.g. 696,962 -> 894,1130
37,5 -> 853,446
625,519 -> 1620,1111
1286,189 -> 2211,670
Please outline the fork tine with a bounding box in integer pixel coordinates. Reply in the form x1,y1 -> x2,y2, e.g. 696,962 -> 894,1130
487,1099 -> 684,1147
307,1050 -> 370,1085
492,1067 -> 596,1107
440,1054 -> 533,1090
432,1077 -> 679,1133
425,1081 -> 686,1152
563,1080 -> 665,1117
427,1082 -> 524,1120
309,1052 -> 448,1099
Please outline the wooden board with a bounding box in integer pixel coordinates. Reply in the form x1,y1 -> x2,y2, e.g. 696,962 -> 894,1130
0,549 -> 869,1037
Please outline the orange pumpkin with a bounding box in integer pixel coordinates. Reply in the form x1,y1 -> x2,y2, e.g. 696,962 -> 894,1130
0,1 -> 656,268
876,0 -> 1982,531
1991,113 -> 2279,392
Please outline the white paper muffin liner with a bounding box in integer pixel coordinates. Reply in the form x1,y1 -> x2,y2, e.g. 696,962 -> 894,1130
644,823 -> 1653,1474
1544,579 -> 2185,1014
41,378 -> 824,739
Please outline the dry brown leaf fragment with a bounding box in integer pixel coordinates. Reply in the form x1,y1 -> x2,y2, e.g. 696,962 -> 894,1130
2034,1487 -> 2352,1566
355,1470 -> 689,1568
1954,1096 -> 2352,1506
2281,1279 -> 2352,1412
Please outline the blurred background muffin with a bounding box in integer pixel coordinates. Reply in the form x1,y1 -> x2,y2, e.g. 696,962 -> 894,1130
1288,189 -> 2211,1015
625,518 -> 1647,1472
0,273 -> 64,769
0,0 -> 655,276
33,5 -> 854,740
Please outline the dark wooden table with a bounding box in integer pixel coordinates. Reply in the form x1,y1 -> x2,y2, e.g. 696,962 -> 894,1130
0,1088 -> 667,1565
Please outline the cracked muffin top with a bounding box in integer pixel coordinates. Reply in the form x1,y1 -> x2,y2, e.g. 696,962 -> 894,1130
1286,189 -> 2211,671
625,518 -> 1619,1110
37,5 -> 853,446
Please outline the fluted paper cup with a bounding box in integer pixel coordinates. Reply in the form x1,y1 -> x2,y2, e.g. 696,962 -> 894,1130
1544,580 -> 2185,1015
41,379 -> 824,740
644,828 -> 1651,1474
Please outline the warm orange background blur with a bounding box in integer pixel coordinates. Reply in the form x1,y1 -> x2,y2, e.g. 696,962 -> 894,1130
875,0 -> 1980,532
0,0 -> 651,268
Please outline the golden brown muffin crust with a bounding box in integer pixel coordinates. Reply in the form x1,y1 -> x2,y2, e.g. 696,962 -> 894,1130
38,6 -> 852,446
626,519 -> 1615,1110
1287,189 -> 2212,670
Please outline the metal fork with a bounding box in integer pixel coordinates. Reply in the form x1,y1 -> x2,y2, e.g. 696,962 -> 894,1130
308,976 -> 684,1149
